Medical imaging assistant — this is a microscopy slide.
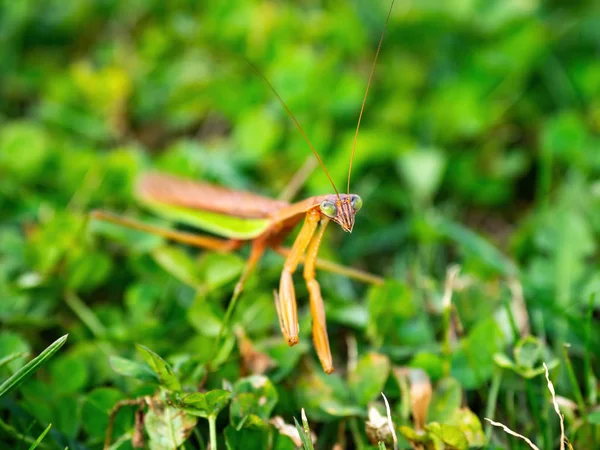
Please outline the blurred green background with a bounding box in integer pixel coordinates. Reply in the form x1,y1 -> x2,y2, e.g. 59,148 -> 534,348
1,0 -> 600,449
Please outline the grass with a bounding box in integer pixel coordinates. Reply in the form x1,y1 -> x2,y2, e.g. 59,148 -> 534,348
1,0 -> 600,449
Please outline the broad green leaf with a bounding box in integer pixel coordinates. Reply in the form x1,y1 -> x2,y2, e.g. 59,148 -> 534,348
136,344 -> 182,392
295,369 -> 361,421
212,334 -> 237,370
398,425 -> 427,444
151,245 -> 201,287
588,411 -> 600,425
367,280 -> 434,349
27,212 -> 87,274
348,352 -> 391,406
89,216 -> 163,252
54,395 -> 80,439
180,389 -> 232,418
188,296 -> 225,336
200,252 -> 245,289
0,334 -> 68,398
125,283 -> 162,318
541,112 -> 587,162
448,408 -> 485,447
516,360 -> 560,379
434,216 -> 517,277
225,425 -> 270,450
230,375 -> 278,429
426,422 -> 469,450
493,353 -> 515,370
109,355 -> 159,383
513,336 -> 543,369
19,380 -> 54,425
0,331 -> 30,372
451,319 -> 504,389
428,377 -> 462,423
397,148 -> 447,203
49,354 -> 88,394
81,387 -> 130,439
493,337 -> 559,379
320,401 -> 365,418
145,405 -> 197,450
233,291 -> 278,334
66,250 -> 112,291
409,352 -> 445,382
0,121 -> 49,180
235,107 -> 283,159
266,339 -> 309,380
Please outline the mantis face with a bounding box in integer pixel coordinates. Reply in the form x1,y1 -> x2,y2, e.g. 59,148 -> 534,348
319,194 -> 363,233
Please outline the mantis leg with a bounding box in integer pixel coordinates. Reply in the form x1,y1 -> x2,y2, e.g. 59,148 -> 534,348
213,238 -> 268,363
276,210 -> 321,346
274,246 -> 383,285
234,238 -> 267,297
90,210 -> 241,251
303,217 -> 334,374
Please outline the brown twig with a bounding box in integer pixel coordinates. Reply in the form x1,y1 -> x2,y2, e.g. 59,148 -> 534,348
103,398 -> 147,450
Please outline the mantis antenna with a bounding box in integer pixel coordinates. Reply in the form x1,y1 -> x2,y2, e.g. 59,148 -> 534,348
347,0 -> 395,194
245,60 -> 341,199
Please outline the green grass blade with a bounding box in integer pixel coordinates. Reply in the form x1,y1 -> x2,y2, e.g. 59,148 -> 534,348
293,409 -> 315,450
0,334 -> 68,398
563,344 -> 587,417
28,423 -> 52,450
64,291 -> 106,338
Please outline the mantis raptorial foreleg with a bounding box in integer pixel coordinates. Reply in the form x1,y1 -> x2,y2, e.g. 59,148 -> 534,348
275,246 -> 383,285
276,210 -> 321,346
93,207 -> 379,374
92,209 -> 269,308
303,217 -> 334,373
91,211 -> 383,284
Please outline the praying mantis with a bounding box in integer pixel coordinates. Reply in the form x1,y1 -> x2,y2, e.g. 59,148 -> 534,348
92,1 -> 394,374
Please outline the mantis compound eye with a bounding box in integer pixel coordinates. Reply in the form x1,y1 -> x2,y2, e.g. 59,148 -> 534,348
351,194 -> 363,211
319,200 -> 337,218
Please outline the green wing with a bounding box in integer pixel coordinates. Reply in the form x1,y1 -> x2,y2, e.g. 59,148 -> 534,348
139,198 -> 272,240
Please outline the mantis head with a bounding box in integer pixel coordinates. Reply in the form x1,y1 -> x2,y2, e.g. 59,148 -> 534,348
319,194 -> 363,233
252,0 -> 392,236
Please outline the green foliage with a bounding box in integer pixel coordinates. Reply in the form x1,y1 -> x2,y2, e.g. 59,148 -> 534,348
348,352 -> 391,407
1,0 -> 600,449
180,389 -> 232,418
494,335 -> 560,379
82,388 -> 130,439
